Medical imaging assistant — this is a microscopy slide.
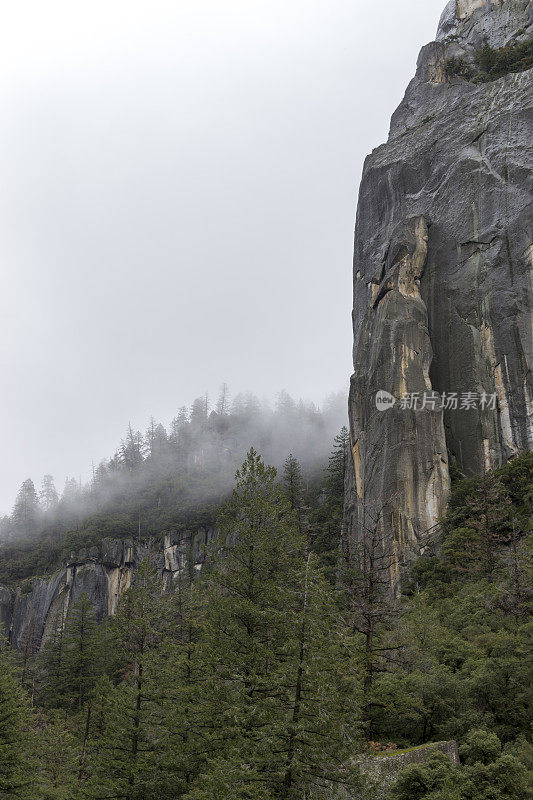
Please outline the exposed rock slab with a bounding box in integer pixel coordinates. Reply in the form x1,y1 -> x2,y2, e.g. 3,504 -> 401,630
0,527 -> 214,650
344,0 -> 533,585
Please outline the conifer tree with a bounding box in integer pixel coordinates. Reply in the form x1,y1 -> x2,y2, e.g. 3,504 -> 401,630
35,710 -> 79,800
282,453 -> 305,535
36,610 -> 68,711
12,479 -> 40,537
155,577 -> 210,796
187,449 -> 361,799
85,560 -> 173,800
61,594 -> 101,712
37,595 -> 101,715
309,427 -> 350,582
340,501 -> 400,741
40,475 -> 59,514
0,650 -> 34,798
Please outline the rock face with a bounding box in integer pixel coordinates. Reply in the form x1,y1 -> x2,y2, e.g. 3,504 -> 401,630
357,741 -> 460,799
0,528 -> 214,651
344,0 -> 533,585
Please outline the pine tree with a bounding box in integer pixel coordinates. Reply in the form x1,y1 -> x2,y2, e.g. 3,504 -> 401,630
282,454 -> 305,535
340,501 -> 400,741
0,650 -> 34,798
34,710 -> 79,800
441,472 -> 514,581
156,578 -> 211,796
40,475 -> 59,514
12,479 -> 40,537
187,449 -> 361,799
61,594 -> 101,712
216,383 -> 229,416
85,561 -> 172,800
36,610 -> 68,710
120,424 -> 145,472
325,426 -> 350,501
309,427 -> 350,582
36,595 -> 101,715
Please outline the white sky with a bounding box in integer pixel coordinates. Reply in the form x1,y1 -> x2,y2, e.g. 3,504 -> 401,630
0,0 -> 447,512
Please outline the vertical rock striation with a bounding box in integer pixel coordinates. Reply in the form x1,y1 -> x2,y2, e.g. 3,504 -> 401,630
345,0 -> 533,586
0,528 -> 214,650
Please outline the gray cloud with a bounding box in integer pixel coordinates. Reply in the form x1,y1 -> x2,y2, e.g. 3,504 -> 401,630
0,0 -> 446,511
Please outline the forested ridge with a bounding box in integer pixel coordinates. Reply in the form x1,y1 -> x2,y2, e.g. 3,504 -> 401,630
0,436 -> 531,799
0,389 -> 345,585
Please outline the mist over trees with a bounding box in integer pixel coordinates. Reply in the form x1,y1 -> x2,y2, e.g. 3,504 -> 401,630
0,388 -> 347,548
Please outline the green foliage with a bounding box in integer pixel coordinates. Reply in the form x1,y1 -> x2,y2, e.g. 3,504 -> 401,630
474,39 -> 533,81
0,652 -> 34,798
34,711 -> 79,800
282,453 -> 304,513
187,449 -> 361,798
36,594 -> 103,713
459,728 -> 501,765
1,447 -> 531,799
372,455 -> 532,750
389,732 -> 532,800
443,56 -> 474,79
414,453 -> 532,590
308,426 -> 350,582
444,39 -> 533,83
85,561 -> 175,800
389,751 -> 453,800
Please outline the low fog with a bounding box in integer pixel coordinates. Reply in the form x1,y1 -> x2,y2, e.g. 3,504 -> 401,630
0,388 -> 347,547
0,0 -> 447,513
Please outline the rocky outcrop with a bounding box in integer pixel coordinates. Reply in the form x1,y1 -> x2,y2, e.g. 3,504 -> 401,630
357,741 -> 460,799
345,0 -> 533,586
0,528 -> 214,650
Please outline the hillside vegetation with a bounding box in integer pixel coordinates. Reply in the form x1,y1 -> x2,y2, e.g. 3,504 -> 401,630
0,390 -> 344,585
0,448 -> 531,799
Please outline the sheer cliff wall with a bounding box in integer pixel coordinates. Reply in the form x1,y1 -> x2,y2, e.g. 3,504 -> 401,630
0,529 -> 214,650
344,0 -> 533,584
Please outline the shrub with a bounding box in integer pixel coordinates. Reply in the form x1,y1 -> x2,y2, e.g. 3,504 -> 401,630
443,57 -> 474,79
474,39 -> 533,81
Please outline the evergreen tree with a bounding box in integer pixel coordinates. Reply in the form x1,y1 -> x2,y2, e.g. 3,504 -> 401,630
216,383 -> 229,416
35,710 -> 79,800
156,577 -> 210,797
61,594 -> 101,712
190,397 -> 208,431
188,449 -> 361,799
36,595 -> 101,715
441,471 -> 514,581
340,502 -> 400,741
85,561 -> 172,800
120,424 -> 145,472
36,610 -> 68,711
308,427 -> 350,582
12,479 -> 40,536
40,475 -> 59,514
282,453 -> 305,536
0,650 -> 33,798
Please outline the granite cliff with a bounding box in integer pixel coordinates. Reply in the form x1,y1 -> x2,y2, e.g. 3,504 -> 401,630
344,0 -> 533,586
0,529 -> 213,650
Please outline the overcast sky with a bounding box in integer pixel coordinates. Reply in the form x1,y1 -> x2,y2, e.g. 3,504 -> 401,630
0,0 -> 446,512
